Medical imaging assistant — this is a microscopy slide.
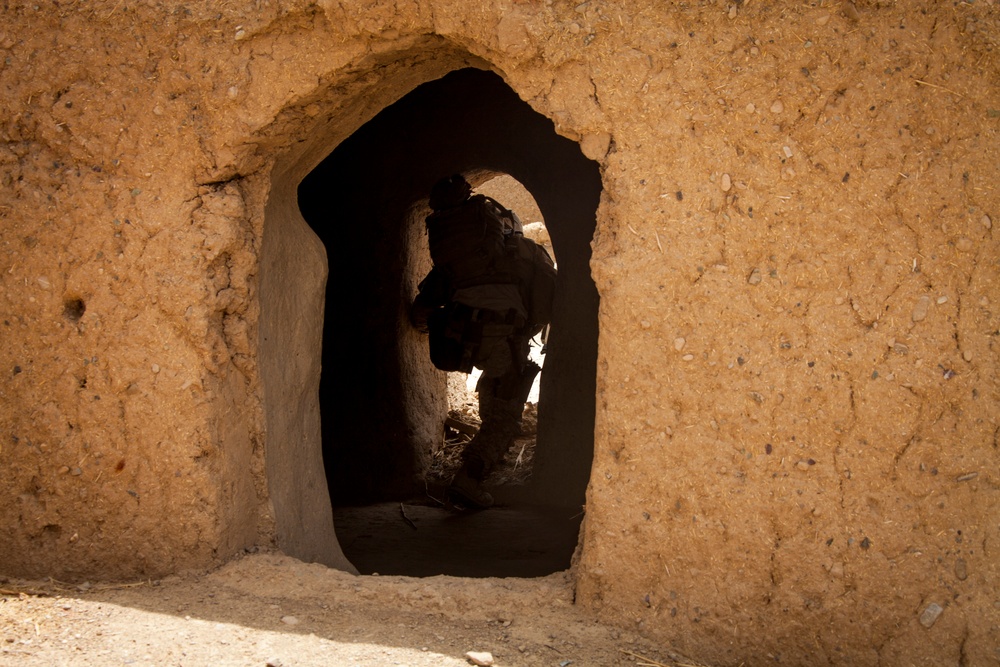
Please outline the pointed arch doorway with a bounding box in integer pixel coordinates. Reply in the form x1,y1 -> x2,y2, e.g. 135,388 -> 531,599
279,66 -> 601,576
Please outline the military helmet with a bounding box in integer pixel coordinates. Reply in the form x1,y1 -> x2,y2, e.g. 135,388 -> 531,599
429,174 -> 472,211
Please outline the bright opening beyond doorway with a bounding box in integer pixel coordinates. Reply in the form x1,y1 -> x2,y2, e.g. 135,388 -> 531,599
297,68 -> 601,577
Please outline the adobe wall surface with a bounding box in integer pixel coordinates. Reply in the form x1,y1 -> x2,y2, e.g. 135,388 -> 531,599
1,1 -> 997,665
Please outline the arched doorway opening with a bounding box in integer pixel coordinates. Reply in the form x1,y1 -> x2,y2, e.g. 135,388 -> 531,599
296,68 -> 600,576
261,62 -> 600,576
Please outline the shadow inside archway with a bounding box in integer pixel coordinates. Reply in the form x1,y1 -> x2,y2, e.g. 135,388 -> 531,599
297,68 -> 601,577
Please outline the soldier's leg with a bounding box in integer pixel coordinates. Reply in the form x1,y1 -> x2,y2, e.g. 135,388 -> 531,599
461,336 -> 539,480
451,335 -> 539,508
456,338 -> 512,481
449,336 -> 511,508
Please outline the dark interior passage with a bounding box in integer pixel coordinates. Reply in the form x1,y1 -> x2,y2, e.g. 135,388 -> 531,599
297,68 -> 600,576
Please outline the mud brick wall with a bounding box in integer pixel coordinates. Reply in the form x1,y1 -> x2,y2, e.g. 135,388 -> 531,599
1,2 -> 997,664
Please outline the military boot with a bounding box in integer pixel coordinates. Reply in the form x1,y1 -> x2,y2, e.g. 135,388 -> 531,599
448,469 -> 494,509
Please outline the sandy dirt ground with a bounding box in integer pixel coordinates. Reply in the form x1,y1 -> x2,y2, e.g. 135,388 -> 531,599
1,373 -> 659,667
0,553 -> 695,667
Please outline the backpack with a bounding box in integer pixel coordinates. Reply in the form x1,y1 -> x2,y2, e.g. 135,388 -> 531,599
425,195 -> 511,289
505,234 -> 557,334
422,195 -> 556,370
